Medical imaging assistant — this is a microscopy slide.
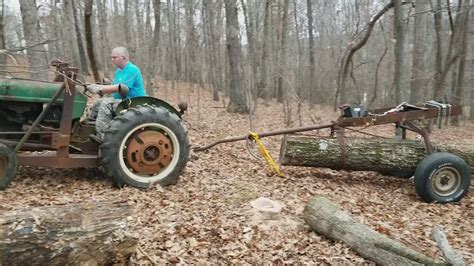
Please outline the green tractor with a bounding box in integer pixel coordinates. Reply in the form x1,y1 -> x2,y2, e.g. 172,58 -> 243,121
0,60 -> 190,189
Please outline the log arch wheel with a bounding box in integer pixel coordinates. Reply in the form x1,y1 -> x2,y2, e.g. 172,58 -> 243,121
0,143 -> 17,190
414,152 -> 470,203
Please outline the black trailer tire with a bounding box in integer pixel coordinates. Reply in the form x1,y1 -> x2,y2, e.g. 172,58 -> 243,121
99,105 -> 189,188
0,143 -> 17,189
414,152 -> 470,203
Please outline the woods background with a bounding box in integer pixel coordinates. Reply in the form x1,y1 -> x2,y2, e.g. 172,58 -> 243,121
1,0 -> 474,121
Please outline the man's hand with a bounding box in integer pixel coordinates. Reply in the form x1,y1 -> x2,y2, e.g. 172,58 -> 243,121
118,84 -> 129,98
86,84 -> 103,95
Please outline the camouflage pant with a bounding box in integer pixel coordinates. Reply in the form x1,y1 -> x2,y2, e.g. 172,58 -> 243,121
90,98 -> 120,138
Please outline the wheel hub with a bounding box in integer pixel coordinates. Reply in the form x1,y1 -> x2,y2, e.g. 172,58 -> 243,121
432,167 -> 461,196
125,130 -> 173,175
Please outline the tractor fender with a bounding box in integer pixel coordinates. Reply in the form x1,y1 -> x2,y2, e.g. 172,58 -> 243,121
114,96 -> 182,118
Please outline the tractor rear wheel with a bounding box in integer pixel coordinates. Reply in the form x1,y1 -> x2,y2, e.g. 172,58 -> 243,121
0,143 -> 17,189
99,105 -> 189,188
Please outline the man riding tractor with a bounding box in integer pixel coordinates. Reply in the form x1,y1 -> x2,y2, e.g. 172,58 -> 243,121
0,49 -> 189,189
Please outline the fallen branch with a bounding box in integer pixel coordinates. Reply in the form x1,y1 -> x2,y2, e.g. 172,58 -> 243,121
432,227 -> 466,266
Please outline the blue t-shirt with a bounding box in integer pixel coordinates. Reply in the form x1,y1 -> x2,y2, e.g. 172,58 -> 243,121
112,62 -> 146,99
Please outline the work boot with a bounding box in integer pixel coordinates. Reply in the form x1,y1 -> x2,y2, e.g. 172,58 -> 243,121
89,134 -> 103,144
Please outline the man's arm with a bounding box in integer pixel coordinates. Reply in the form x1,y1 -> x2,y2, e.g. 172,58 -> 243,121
100,84 -> 121,94
86,84 -> 129,96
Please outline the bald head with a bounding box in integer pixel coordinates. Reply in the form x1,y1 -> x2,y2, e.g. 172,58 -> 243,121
111,47 -> 129,69
112,47 -> 129,60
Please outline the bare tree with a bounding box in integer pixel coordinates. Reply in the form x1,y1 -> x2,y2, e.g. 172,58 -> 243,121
19,0 -> 48,80
258,0 -> 271,99
224,0 -> 248,113
124,0 -> 132,46
0,0 -> 6,69
277,0 -> 289,104
145,0 -> 161,95
393,0 -> 406,104
72,1 -> 88,74
96,0 -> 111,75
84,0 -> 100,82
432,0 -> 468,102
452,2 -> 471,125
336,2 -> 395,108
409,0 -> 428,104
241,0 -> 258,104
306,0 -> 316,108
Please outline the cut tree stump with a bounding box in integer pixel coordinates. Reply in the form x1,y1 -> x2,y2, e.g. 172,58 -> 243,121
303,196 -> 439,265
280,136 -> 474,175
0,201 -> 138,265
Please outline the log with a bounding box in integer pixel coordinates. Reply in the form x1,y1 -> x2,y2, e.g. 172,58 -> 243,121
280,135 -> 474,174
432,227 -> 466,266
0,201 -> 138,265
303,196 -> 439,265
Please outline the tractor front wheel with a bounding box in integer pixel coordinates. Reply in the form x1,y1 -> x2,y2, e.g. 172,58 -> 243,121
99,106 -> 189,188
0,143 -> 17,189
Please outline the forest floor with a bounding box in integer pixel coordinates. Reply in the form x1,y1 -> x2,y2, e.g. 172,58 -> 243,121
1,83 -> 473,264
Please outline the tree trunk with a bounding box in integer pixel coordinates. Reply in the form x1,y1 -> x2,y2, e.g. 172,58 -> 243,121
293,0 -> 303,125
97,0 -> 111,76
184,0 -> 198,85
277,0 -> 289,103
280,135 -> 474,173
50,0 -> 64,58
433,0 -> 467,102
145,0 -> 161,95
410,0 -> 428,104
258,0 -> 271,100
471,86 -> 474,121
19,0 -> 48,80
432,0 -> 444,101
135,0 -> 145,67
62,0 -> 81,71
304,196 -> 439,265
166,0 -> 179,99
241,0 -> 258,105
124,0 -> 132,46
452,3 -> 471,125
224,0 -> 248,113
393,0 -> 406,104
0,0 -> 6,69
84,0 -> 100,82
306,0 -> 316,108
471,6 -> 474,121
72,0 -> 88,75
0,201 -> 137,265
202,0 -> 220,101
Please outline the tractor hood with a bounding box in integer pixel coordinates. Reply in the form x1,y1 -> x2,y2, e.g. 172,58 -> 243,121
0,78 -> 88,120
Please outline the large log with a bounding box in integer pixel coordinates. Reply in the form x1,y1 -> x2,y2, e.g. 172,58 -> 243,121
0,201 -> 138,265
304,196 -> 439,265
280,135 -> 474,174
